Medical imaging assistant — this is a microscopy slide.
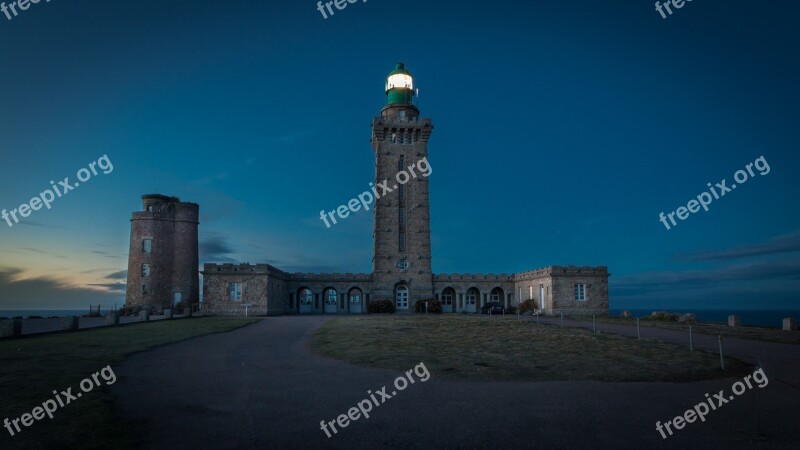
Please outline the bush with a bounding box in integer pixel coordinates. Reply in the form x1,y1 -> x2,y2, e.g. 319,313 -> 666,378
505,305 -> 518,314
649,311 -> 678,322
368,299 -> 396,314
519,299 -> 538,315
414,299 -> 442,313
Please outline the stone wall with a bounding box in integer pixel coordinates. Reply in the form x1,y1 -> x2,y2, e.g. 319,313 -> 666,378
202,263 -> 287,316
548,266 -> 609,315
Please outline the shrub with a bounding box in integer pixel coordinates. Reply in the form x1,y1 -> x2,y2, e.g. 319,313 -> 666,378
414,299 -> 442,313
519,299 -> 538,315
650,311 -> 678,322
368,299 -> 396,314
505,305 -> 518,314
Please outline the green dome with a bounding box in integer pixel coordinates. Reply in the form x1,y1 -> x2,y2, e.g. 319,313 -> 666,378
388,63 -> 411,77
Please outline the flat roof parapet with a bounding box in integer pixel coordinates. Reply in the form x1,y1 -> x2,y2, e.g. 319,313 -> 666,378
433,274 -> 513,281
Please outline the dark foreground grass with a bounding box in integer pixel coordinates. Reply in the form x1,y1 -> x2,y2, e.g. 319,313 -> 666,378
311,315 -> 749,382
0,317 -> 260,450
584,315 -> 800,345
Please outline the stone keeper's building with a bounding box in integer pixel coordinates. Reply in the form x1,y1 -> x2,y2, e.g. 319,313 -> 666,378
127,64 -> 610,316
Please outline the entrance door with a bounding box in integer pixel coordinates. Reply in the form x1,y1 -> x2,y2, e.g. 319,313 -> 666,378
349,289 -> 362,314
396,286 -> 409,310
324,289 -> 338,314
441,289 -> 454,313
465,288 -> 477,313
299,289 -> 314,314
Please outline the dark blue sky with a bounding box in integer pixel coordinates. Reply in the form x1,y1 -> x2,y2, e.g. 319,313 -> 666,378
0,0 -> 798,311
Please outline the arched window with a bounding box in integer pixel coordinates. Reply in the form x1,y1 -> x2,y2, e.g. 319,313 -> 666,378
326,289 -> 338,306
349,288 -> 362,305
299,288 -> 313,305
466,288 -> 478,306
491,288 -> 503,303
441,288 -> 454,306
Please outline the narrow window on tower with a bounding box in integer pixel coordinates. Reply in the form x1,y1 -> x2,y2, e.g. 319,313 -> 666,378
398,155 -> 406,252
141,264 -> 151,278
142,239 -> 152,253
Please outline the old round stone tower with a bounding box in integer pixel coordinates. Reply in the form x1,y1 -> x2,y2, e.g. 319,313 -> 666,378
125,194 -> 199,310
370,63 -> 435,309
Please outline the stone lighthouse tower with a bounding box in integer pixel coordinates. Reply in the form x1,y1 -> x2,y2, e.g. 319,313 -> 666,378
125,194 -> 199,311
370,63 -> 435,309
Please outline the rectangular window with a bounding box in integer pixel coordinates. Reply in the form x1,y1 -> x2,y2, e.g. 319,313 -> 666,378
142,239 -> 152,253
141,264 -> 151,278
229,282 -> 243,301
142,285 -> 148,295
575,283 -> 586,301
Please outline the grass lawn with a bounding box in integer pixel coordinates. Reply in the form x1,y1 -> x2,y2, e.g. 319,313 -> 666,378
0,317 -> 260,449
579,315 -> 800,345
311,315 -> 749,382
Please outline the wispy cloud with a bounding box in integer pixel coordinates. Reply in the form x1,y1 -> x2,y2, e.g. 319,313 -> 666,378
610,259 -> 800,309
677,230 -> 800,262
105,270 -> 128,280
0,267 -> 123,309
86,282 -> 126,294
199,232 -> 237,263
614,259 -> 800,287
14,221 -> 73,230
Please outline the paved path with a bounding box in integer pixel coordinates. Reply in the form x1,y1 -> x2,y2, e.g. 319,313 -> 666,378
113,316 -> 800,449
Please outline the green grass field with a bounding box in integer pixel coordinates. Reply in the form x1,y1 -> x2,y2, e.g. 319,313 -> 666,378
311,315 -> 749,382
0,317 -> 259,449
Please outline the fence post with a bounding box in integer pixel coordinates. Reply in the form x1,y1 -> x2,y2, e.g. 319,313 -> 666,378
718,335 -> 725,370
560,312 -> 564,328
636,318 -> 640,340
593,315 -> 597,334
689,325 -> 693,351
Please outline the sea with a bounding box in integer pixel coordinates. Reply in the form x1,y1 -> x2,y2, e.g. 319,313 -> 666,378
610,309 -> 800,328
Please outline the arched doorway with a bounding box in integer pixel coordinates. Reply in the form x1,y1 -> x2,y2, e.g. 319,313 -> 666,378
298,288 -> 313,314
348,288 -> 363,314
491,287 -> 505,308
395,285 -> 409,310
324,288 -> 338,314
441,287 -> 455,313
465,287 -> 479,313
